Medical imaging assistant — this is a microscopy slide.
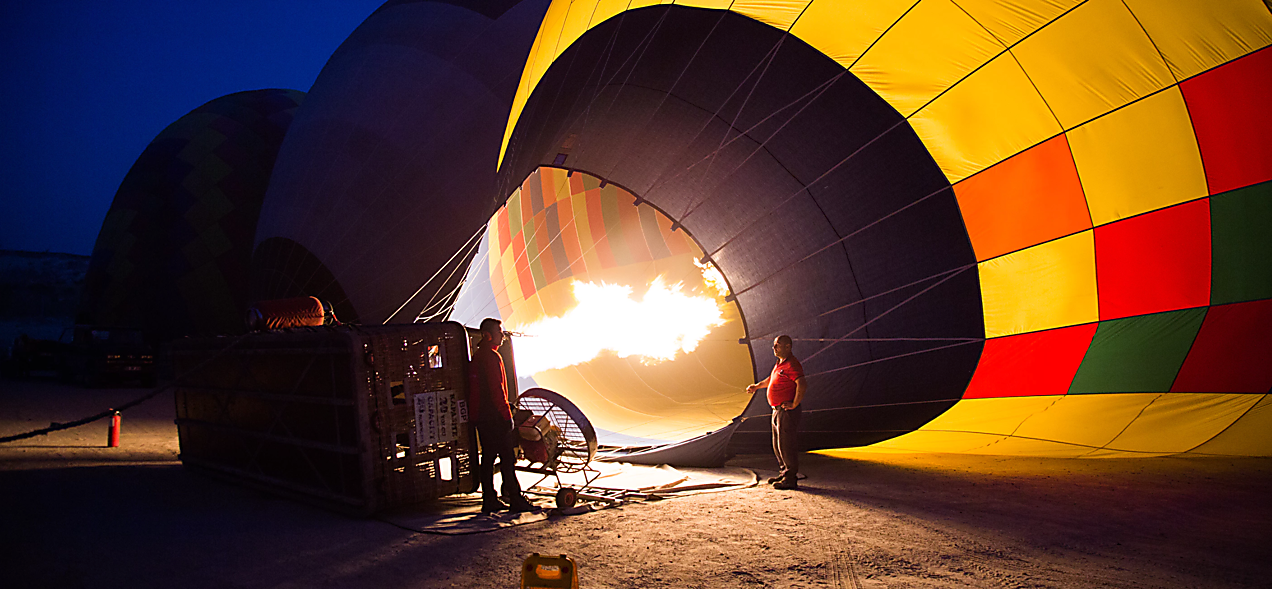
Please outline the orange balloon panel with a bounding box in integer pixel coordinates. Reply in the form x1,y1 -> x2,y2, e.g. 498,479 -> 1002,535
955,134 -> 1092,261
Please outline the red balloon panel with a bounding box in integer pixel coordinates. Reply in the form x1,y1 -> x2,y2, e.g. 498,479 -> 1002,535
1182,46 -> 1272,195
1171,299 -> 1272,393
964,323 -> 1098,399
1095,198 -> 1211,321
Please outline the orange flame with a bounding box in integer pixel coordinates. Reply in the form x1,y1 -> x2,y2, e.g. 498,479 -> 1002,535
511,277 -> 725,375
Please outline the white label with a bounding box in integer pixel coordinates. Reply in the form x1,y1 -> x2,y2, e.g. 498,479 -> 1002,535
414,389 -> 460,447
414,391 -> 439,446
457,399 -> 469,424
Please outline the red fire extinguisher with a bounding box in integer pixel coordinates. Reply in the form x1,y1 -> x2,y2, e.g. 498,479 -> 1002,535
107,410 -> 121,448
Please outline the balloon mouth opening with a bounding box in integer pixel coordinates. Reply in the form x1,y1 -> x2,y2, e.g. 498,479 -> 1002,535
451,166 -> 755,445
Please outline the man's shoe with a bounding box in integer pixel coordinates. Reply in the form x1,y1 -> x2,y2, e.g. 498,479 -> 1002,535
481,498 -> 509,514
772,479 -> 799,490
508,495 -> 537,513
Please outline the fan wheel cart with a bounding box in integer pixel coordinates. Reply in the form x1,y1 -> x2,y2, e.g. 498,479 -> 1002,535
172,323 -> 477,515
515,387 -> 619,509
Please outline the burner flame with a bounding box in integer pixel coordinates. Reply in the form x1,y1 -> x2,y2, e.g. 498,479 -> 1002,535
511,277 -> 725,375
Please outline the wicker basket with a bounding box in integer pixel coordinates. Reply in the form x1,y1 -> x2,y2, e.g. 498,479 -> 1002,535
172,322 -> 478,515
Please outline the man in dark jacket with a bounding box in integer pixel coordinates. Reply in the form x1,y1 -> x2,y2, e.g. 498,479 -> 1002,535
469,317 -> 535,513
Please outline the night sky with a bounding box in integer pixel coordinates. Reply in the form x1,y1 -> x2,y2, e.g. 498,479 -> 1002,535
1,0 -> 385,256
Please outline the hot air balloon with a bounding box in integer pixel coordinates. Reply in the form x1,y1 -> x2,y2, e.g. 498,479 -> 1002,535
250,0 -> 552,325
480,0 -> 1272,458
81,88 -> 305,342
227,0 -> 1272,461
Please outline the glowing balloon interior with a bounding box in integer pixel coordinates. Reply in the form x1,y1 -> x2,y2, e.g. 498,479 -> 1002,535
453,167 -> 754,444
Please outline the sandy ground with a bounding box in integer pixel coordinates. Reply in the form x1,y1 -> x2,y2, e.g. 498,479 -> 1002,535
2,378 -> 1270,589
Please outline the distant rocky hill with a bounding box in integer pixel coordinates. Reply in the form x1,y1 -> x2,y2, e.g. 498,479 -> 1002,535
0,250 -> 89,319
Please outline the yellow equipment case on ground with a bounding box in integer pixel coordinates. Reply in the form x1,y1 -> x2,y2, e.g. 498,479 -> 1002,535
522,553 -> 579,589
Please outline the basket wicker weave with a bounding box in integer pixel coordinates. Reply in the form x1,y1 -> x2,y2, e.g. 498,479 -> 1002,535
172,322 -> 477,515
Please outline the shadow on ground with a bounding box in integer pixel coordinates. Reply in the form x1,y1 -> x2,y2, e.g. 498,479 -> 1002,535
4,378 -> 1271,588
736,452 -> 1272,587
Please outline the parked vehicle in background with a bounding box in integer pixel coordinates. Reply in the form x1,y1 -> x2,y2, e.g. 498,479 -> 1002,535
59,326 -> 156,387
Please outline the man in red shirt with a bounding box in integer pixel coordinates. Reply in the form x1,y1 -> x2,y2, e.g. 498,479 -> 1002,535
469,318 -> 535,513
746,334 -> 807,489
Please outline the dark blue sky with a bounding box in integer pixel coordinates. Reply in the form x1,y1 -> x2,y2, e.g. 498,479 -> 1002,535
1,0 -> 385,255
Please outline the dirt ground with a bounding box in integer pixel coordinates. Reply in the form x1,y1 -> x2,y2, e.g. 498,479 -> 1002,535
2,379 -> 1269,589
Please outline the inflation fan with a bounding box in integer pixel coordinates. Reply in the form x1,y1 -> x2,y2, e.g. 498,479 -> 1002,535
514,388 -> 600,509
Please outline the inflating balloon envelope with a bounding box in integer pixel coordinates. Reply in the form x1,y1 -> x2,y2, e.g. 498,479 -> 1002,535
122,0 -> 1267,465
455,0 -> 1272,461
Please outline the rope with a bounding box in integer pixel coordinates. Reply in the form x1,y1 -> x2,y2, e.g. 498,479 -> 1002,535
594,341 -> 974,438
734,397 -> 961,423
381,224 -> 486,324
673,70 -> 848,221
700,119 -> 908,256
414,227 -> 489,321
804,264 -> 976,363
728,182 -> 953,299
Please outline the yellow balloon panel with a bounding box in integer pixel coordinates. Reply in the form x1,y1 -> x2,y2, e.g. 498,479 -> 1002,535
818,431 -> 1011,455
1124,0 -> 1272,81
788,0 -> 917,69
820,430 -> 1130,457
731,0 -> 810,31
850,0 -> 1004,117
863,394 -> 1156,453
591,0 -> 633,26
630,0 -> 674,8
827,393 -> 1270,457
909,51 -> 1061,183
1067,86 -> 1208,226
1103,393 -> 1263,454
908,395 -> 1062,436
954,0 -> 1081,47
973,436 -> 1120,457
499,0 -> 1272,185
676,0 -> 733,10
1010,393 -> 1157,448
499,0 -> 572,167
1188,395 -> 1272,457
977,230 -> 1097,338
556,0 -> 600,53
1012,0 -> 1175,129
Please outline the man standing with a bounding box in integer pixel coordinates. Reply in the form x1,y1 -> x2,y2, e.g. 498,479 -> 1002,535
469,317 -> 535,513
746,335 -> 807,490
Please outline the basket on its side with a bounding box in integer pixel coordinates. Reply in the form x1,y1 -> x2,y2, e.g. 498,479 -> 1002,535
172,322 -> 477,515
